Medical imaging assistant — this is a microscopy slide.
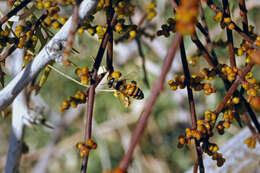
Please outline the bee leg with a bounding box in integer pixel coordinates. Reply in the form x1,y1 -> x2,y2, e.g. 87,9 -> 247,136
124,96 -> 131,107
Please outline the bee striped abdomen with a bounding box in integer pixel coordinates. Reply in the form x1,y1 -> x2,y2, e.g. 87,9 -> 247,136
126,84 -> 144,100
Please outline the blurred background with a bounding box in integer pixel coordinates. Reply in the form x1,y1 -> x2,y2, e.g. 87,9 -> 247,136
0,0 -> 260,172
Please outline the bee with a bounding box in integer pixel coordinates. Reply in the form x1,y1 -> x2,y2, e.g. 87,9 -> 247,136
107,71 -> 144,106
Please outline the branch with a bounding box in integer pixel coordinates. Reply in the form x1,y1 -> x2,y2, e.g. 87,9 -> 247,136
63,0 -> 83,65
180,38 -> 204,173
186,118 -> 260,173
238,0 -> 249,33
4,49 -> 26,173
119,33 -> 182,171
0,0 -> 99,111
0,0 -> 31,27
222,0 -> 236,67
80,12 -> 117,173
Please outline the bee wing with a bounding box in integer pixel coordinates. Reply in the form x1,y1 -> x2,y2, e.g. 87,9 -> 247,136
122,70 -> 141,81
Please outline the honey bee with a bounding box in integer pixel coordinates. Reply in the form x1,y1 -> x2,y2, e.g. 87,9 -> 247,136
107,71 -> 144,106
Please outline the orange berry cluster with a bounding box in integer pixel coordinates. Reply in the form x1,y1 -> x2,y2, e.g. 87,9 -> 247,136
36,0 -> 75,9
241,72 -> 259,98
244,136 -> 257,149
42,7 -> 64,30
175,0 -> 199,35
178,112 -> 216,148
0,29 -> 13,52
201,67 -> 218,80
178,110 -> 226,167
211,152 -> 226,167
223,17 -> 235,30
168,74 -> 216,95
144,2 -> 157,21
114,1 -> 135,19
14,22 -> 38,49
75,66 -> 90,85
236,41 -> 250,57
213,12 -> 235,31
216,109 -> 235,134
76,139 -> 97,158
59,90 -> 88,112
213,11 -> 223,23
157,18 -> 175,37
202,141 -> 225,167
221,65 -> 238,82
114,19 -> 137,38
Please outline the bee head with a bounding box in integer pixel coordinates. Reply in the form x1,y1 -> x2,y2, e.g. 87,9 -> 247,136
111,71 -> 121,79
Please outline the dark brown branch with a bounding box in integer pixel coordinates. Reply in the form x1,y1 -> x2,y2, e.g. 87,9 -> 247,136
222,0 -> 236,67
238,0 -> 248,33
241,97 -> 260,133
205,0 -> 254,46
93,15 -> 117,71
129,15 -> 150,88
191,32 -> 218,67
80,75 -> 96,173
180,38 -> 204,173
0,45 -> 17,62
191,20 -> 260,134
0,0 -> 31,27
198,2 -> 218,64
80,13 -> 117,173
135,36 -> 149,87
106,1 -> 114,73
232,22 -> 254,45
119,33 -> 182,171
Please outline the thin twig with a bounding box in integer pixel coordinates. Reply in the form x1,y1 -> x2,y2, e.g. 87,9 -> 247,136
238,0 -> 249,33
222,0 -> 236,67
191,32 -> 218,67
129,15 -> 150,88
241,97 -> 260,133
63,0 -> 83,65
198,2 -> 218,62
205,0 -> 254,46
241,114 -> 260,143
180,38 -> 204,173
119,33 -> 182,171
106,1 -> 114,73
80,12 -> 118,173
0,0 -> 31,27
